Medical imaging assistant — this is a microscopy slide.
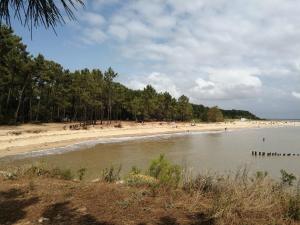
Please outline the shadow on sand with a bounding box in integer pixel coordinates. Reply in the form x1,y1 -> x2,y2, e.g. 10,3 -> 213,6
0,188 -> 39,224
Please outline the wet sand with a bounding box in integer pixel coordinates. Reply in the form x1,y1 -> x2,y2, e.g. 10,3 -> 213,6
0,120 -> 299,158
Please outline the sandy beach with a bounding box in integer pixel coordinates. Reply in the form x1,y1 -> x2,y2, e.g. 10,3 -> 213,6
0,120 -> 299,158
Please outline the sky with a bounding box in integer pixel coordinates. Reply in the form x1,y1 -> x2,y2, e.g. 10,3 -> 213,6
11,0 -> 300,119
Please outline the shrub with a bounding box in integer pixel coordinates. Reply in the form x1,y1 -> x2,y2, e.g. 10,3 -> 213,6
22,165 -> 74,180
148,154 -> 181,187
101,165 -> 121,183
77,168 -> 87,181
183,174 -> 217,193
256,171 -> 268,180
280,169 -> 296,186
130,166 -> 141,175
24,165 -> 50,177
287,194 -> 300,220
50,168 -> 74,180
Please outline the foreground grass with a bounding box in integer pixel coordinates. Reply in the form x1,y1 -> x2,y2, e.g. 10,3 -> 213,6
1,156 -> 300,225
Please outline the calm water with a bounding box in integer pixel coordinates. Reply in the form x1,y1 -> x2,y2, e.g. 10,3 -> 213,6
1,127 -> 300,179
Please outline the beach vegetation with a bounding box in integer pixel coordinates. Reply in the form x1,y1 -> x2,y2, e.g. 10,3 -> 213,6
148,154 -> 181,187
101,165 -> 121,183
49,167 -> 74,180
77,167 -> 87,181
287,188 -> 300,221
21,165 -> 74,180
280,169 -> 296,186
2,159 -> 300,224
255,170 -> 268,180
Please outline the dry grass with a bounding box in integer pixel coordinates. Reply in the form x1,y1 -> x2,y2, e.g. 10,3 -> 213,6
1,163 -> 300,224
181,167 -> 300,225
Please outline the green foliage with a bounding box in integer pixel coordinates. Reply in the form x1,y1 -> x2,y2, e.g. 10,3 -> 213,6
148,154 -> 181,187
101,165 -> 121,183
24,165 -> 50,177
177,95 -> 193,121
207,106 -> 224,122
24,165 -> 74,180
280,169 -> 296,186
50,168 -> 74,180
221,109 -> 261,120
130,166 -> 142,175
191,104 -> 209,121
0,0 -> 84,30
77,168 -> 87,181
256,171 -> 268,180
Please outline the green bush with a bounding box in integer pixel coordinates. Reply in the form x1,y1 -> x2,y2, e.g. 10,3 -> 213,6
77,168 -> 87,181
280,169 -> 296,186
130,166 -> 141,175
50,168 -> 74,180
23,165 -> 74,180
101,165 -> 121,183
24,165 -> 50,177
255,171 -> 268,180
148,154 -> 181,187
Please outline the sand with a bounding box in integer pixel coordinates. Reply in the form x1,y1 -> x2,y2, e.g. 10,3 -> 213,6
0,120 -> 299,158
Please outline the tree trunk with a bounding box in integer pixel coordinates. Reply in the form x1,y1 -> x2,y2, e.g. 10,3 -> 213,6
29,98 -> 32,121
6,72 -> 16,111
35,99 -> 40,122
57,106 -> 60,120
14,84 -> 27,123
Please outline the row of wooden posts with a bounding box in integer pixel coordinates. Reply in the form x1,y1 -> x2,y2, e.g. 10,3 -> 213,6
252,151 -> 300,156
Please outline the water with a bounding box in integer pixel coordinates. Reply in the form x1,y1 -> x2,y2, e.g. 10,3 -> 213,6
1,127 -> 300,180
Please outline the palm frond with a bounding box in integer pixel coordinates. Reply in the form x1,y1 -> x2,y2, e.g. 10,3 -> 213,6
0,0 -> 84,30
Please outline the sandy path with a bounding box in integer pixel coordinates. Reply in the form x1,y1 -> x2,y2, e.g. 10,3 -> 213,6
0,120 -> 299,158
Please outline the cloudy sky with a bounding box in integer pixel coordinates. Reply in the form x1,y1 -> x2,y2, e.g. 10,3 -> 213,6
12,0 -> 300,119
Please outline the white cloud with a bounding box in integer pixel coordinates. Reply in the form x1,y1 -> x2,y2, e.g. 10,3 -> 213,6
68,0 -> 300,117
189,69 -> 262,100
128,72 -> 180,98
80,28 -> 106,44
91,0 -> 120,8
292,92 -> 300,99
81,12 -> 105,26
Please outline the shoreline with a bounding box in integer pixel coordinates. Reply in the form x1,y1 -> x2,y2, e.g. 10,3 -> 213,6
0,129 -> 226,160
0,120 -> 299,159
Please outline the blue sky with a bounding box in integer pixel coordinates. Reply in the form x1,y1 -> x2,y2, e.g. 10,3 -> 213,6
11,0 -> 300,119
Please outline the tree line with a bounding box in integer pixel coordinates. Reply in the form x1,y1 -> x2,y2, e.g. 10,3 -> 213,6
0,26 -> 259,125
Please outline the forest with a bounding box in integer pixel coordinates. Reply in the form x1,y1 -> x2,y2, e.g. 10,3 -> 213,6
0,26 -> 260,125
